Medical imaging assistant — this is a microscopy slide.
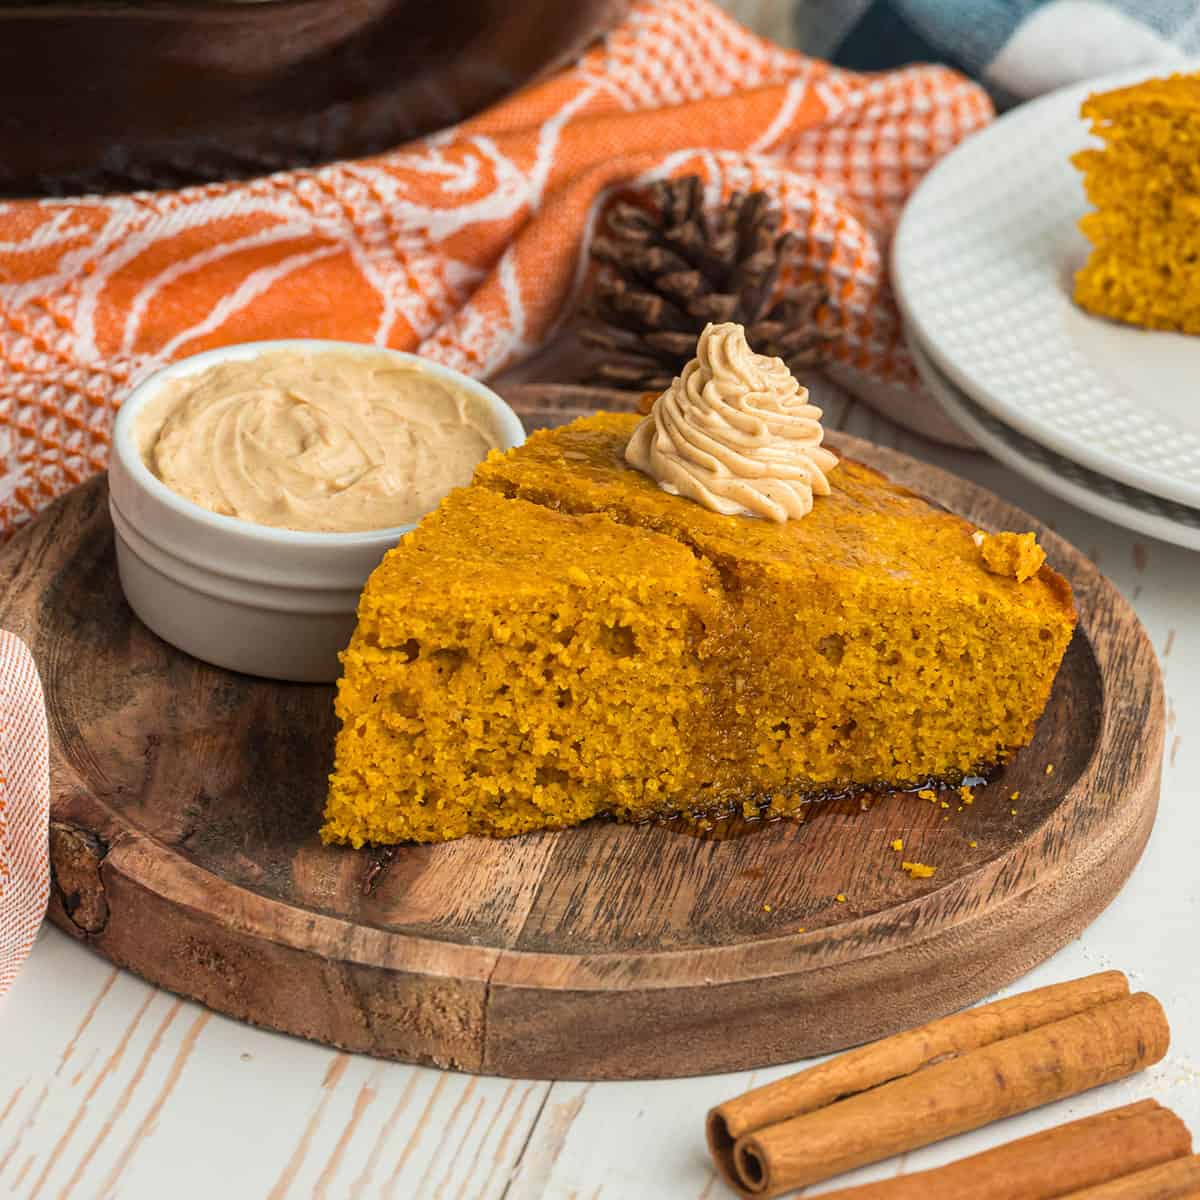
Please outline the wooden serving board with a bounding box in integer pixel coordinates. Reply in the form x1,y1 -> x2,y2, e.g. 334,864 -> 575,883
0,386 -> 1163,1080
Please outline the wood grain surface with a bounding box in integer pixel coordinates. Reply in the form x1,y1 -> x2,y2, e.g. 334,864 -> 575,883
0,385 -> 1163,1081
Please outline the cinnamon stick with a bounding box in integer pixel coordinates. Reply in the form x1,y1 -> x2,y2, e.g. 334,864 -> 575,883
811,1102 -> 1191,1200
730,991 -> 1169,1198
1058,1155 -> 1200,1199
707,971 -> 1130,1189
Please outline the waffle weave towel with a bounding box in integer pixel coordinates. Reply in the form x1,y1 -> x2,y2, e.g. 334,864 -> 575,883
0,0 -> 991,537
0,0 -> 992,997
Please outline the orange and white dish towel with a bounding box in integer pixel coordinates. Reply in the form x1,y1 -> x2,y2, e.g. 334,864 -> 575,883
0,0 -> 991,538
0,0 -> 991,990
0,633 -> 49,997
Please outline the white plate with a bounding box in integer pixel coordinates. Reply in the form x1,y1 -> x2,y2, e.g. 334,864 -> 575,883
905,327 -> 1200,552
892,61 -> 1200,510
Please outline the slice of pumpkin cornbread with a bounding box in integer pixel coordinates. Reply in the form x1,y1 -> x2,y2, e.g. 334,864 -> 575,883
323,413 -> 1076,847
324,486 -> 724,845
1073,71 -> 1200,332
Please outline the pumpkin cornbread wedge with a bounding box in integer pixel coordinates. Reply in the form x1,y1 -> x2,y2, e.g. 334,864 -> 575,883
323,414 -> 1076,847
1073,71 -> 1200,333
323,486 -> 724,846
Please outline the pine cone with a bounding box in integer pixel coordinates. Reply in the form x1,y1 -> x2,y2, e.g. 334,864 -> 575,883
578,176 -> 832,395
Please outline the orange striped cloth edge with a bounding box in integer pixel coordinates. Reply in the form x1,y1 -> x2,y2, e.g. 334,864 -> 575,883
0,632 -> 49,998
0,0 -> 992,987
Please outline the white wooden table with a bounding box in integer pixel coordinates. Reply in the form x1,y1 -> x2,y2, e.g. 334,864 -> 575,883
2,390 -> 1197,1200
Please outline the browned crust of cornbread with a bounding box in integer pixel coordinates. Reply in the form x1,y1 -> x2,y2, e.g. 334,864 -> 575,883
323,414 -> 1076,846
475,416 -> 1073,608
1079,71 -> 1200,115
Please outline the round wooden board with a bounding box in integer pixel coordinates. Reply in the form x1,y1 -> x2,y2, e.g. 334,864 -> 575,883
0,386 -> 1163,1081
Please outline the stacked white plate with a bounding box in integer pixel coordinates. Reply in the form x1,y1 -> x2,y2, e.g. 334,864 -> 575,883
892,61 -> 1200,552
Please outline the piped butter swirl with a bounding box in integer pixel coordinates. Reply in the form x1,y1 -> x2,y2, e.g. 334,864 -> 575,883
624,322 -> 838,522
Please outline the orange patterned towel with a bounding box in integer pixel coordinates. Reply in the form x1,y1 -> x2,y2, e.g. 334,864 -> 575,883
0,0 -> 991,538
0,0 -> 990,991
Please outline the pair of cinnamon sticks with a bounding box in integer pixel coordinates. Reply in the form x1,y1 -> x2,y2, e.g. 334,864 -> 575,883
707,971 -> 1193,1199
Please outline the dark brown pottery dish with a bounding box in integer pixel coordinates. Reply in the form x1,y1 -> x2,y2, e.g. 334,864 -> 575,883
0,0 -> 630,197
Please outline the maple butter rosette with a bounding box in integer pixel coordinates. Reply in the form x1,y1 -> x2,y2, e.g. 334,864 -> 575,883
625,321 -> 838,523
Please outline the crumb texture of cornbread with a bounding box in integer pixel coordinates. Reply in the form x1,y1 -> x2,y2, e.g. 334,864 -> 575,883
324,414 -> 1076,847
1072,72 -> 1200,333
324,486 -> 721,845
977,531 -> 1047,583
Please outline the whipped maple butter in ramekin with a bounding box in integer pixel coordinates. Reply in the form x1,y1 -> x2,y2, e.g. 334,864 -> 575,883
137,349 -> 499,533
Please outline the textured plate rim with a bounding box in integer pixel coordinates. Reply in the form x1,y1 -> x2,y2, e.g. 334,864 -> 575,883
893,59 -> 1200,511
904,327 -> 1200,552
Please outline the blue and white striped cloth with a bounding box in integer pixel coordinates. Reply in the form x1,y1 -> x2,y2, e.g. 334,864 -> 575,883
794,0 -> 1199,106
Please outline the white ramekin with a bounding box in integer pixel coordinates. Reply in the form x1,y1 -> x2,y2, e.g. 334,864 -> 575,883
108,339 -> 525,683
